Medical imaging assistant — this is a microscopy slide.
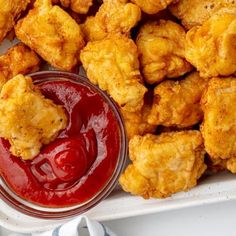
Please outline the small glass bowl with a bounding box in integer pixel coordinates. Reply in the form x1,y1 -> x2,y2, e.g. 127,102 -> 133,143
0,71 -> 127,219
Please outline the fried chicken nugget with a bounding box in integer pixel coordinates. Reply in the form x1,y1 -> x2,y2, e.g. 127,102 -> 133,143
80,35 -> 147,112
56,0 -> 93,14
0,0 -> 30,43
82,0 -> 141,42
119,131 -> 206,199
169,0 -> 236,29
201,77 -> 236,161
0,75 -> 67,160
15,0 -> 85,71
121,100 -> 156,140
130,0 -> 176,14
136,21 -> 192,84
186,13 -> 236,78
0,43 -> 41,89
148,72 -> 209,128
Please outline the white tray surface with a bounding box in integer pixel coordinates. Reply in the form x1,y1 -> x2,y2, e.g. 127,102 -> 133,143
1,172 -> 236,233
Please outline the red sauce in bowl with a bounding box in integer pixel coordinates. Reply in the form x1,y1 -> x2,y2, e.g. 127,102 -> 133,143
0,78 -> 122,207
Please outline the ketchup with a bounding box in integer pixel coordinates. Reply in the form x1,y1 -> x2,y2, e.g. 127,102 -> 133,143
0,79 -> 121,207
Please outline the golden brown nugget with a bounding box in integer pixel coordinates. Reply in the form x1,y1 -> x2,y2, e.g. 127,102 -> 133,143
55,0 -> 93,14
0,0 -> 30,43
130,0 -> 176,14
186,13 -> 236,78
80,35 -> 147,112
136,20 -> 192,84
119,131 -> 206,199
0,43 -> 41,89
148,72 -> 209,128
226,158 -> 236,173
0,75 -> 67,160
82,0 -> 141,42
15,0 -> 85,71
201,77 -> 236,160
121,102 -> 156,140
169,0 -> 236,29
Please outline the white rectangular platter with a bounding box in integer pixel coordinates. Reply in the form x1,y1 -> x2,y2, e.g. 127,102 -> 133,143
1,40 -> 236,234
1,172 -> 236,233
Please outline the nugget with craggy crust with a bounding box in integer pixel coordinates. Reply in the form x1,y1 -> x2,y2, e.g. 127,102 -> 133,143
169,0 -> 236,29
136,20 -> 192,84
119,131 -> 206,199
148,72 -> 209,128
0,43 -> 41,89
15,0 -> 85,71
81,0 -> 141,42
80,36 -> 147,112
186,13 -> 236,78
201,77 -> 236,160
122,110 -> 156,140
55,0 -> 93,14
0,0 -> 30,43
0,75 -> 67,160
121,101 -> 156,140
130,0 -> 176,14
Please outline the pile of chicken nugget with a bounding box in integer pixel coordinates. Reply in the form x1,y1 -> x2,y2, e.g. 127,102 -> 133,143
1,0 -> 236,199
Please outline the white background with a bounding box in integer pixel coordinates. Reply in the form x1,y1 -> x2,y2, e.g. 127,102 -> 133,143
1,200 -> 236,236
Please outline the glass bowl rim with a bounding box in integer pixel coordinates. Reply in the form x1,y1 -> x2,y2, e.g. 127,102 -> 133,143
0,70 -> 128,219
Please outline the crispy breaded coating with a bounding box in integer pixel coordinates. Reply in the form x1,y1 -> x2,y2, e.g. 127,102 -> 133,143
226,158 -> 236,173
121,102 -> 156,140
0,0 -> 30,43
130,0 -> 176,14
119,131 -> 206,199
80,35 -> 147,112
169,0 -> 236,29
136,20 -> 192,84
56,0 -> 93,14
148,72 -> 209,128
0,43 -> 41,89
122,110 -> 156,140
0,75 -> 67,160
15,0 -> 85,71
120,165 -> 152,197
82,0 -> 141,42
186,13 -> 236,78
201,77 -> 236,161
